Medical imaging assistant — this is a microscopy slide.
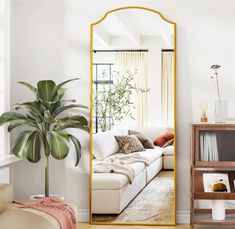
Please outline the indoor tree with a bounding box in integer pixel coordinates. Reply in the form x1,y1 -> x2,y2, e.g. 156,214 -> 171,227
0,78 -> 89,197
93,70 -> 137,132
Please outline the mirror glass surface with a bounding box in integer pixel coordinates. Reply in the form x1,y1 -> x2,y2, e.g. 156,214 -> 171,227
91,7 -> 176,225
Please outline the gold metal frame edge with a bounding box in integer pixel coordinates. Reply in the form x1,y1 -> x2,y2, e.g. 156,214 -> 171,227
89,5 -> 177,226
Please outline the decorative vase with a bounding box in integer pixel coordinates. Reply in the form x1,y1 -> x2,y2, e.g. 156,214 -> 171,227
215,100 -> 228,122
212,200 -> 226,220
200,113 -> 208,122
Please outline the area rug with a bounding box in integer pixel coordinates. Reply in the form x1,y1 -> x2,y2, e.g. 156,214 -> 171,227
92,171 -> 175,224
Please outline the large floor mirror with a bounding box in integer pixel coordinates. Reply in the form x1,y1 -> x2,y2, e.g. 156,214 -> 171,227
90,6 -> 176,225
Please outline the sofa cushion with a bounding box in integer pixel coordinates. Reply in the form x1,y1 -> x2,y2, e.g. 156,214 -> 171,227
0,209 -> 58,229
162,145 -> 174,156
136,148 -> 163,163
0,184 -> 13,214
92,130 -> 122,160
128,130 -> 155,149
115,135 -> 145,154
127,126 -> 167,140
153,131 -> 174,147
92,162 -> 145,190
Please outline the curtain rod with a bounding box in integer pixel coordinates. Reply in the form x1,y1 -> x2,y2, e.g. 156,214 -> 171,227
93,49 -> 148,53
162,49 -> 174,52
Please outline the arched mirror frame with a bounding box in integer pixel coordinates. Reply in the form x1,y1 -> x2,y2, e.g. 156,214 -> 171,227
90,6 -> 176,226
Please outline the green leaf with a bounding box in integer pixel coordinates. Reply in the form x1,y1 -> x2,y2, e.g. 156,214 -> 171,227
36,80 -> 59,110
13,102 -> 45,121
58,87 -> 66,99
47,131 -> 70,160
69,134 -> 81,166
18,82 -> 37,94
57,78 -> 80,89
8,120 -> 32,132
54,120 -> 90,133
42,134 -> 50,157
12,131 -> 32,158
44,110 -> 55,123
0,112 -> 26,125
24,131 -> 42,163
57,115 -> 88,126
61,99 -> 76,103
52,104 -> 88,116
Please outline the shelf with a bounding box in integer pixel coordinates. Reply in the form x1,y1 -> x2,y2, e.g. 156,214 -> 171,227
195,161 -> 235,168
193,170 -> 235,196
194,212 -> 235,225
191,124 -> 235,226
194,192 -> 235,200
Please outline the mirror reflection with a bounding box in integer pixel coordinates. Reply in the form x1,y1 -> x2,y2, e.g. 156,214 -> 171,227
91,7 -> 176,225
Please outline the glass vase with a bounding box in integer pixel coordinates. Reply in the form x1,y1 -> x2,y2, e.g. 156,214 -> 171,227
215,100 -> 228,122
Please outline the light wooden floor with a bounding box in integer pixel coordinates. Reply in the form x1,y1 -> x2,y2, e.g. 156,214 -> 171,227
77,223 -> 235,229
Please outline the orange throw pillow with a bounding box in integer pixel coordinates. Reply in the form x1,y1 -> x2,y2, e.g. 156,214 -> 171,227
153,131 -> 174,147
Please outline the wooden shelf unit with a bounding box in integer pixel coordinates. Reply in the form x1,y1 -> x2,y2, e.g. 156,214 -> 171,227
191,123 -> 235,228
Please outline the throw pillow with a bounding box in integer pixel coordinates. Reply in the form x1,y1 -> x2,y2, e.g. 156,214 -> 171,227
162,138 -> 174,148
128,130 -> 154,149
153,131 -> 174,147
114,135 -> 145,154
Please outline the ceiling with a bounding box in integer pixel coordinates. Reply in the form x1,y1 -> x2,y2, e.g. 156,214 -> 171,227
93,8 -> 174,49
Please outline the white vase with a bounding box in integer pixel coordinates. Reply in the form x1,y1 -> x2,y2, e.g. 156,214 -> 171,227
212,200 -> 226,220
215,100 -> 228,122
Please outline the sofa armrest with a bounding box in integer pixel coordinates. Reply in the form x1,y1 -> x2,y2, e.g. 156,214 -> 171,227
0,184 -> 13,213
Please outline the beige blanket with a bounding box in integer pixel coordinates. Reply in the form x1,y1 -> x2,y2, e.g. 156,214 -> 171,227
93,153 -> 150,184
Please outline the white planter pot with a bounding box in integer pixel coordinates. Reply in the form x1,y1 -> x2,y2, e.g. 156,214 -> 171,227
212,199 -> 226,220
30,194 -> 64,200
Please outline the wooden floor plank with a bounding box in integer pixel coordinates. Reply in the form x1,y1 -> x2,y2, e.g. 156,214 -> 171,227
77,223 -> 235,228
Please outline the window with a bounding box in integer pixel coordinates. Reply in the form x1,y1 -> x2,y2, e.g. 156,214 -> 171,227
92,63 -> 114,133
0,0 -> 10,157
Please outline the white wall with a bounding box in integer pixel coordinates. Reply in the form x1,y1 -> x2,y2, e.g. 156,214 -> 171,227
10,0 -> 235,223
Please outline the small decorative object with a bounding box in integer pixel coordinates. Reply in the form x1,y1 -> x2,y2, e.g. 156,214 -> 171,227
203,173 -> 230,220
199,102 -> 208,122
211,64 -> 228,122
0,78 -> 90,197
203,173 -> 230,193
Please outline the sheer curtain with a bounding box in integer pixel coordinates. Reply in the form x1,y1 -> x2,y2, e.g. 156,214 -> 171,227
161,51 -> 174,127
114,52 -> 148,127
200,133 -> 219,161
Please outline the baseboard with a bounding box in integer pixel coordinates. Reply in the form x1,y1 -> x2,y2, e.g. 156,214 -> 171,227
77,209 -> 90,223
77,209 -> 190,224
176,210 -> 190,224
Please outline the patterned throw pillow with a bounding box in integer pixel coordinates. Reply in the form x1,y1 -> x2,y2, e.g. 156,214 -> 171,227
128,130 -> 154,149
114,135 -> 146,154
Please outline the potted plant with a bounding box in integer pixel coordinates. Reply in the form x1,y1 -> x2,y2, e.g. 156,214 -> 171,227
93,70 -> 150,132
0,78 -> 89,197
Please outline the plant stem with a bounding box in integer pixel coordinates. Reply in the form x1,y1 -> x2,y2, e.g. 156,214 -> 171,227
215,74 -> 221,102
45,156 -> 49,197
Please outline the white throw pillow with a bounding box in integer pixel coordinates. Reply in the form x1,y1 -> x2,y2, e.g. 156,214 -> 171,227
92,130 -> 122,160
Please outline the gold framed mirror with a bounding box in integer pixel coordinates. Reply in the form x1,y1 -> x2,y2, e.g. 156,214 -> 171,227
90,6 -> 176,226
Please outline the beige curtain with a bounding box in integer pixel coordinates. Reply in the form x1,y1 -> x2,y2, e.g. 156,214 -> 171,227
161,51 -> 174,127
114,52 -> 148,127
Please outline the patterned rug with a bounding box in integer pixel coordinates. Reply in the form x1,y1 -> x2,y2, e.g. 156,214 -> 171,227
92,170 -> 175,224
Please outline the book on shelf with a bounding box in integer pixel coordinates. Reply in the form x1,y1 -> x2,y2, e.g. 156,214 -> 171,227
203,173 -> 231,193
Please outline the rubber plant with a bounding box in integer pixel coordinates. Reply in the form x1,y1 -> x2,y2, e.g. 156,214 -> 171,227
0,78 -> 89,197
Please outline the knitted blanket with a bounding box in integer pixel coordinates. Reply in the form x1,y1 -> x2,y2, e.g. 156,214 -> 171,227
14,198 -> 76,229
93,153 -> 150,184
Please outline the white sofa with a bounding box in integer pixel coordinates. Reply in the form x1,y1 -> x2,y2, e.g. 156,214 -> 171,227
0,184 -> 77,229
92,126 -> 174,214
